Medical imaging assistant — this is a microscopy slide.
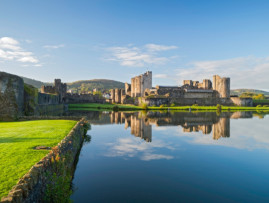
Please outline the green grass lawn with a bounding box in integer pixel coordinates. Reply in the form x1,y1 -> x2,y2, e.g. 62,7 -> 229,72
253,99 -> 269,104
0,120 -> 77,199
69,103 -> 269,112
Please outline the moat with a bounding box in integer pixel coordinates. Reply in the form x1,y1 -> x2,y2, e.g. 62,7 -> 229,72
69,111 -> 269,202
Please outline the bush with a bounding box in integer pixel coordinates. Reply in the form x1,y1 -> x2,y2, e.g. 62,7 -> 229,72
192,104 -> 198,107
264,105 -> 269,107
141,103 -> 148,110
216,104 -> 222,114
256,105 -> 262,108
112,105 -> 119,111
170,103 -> 176,107
160,104 -> 164,108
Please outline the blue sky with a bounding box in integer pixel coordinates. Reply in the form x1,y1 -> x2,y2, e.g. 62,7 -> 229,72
0,0 -> 269,90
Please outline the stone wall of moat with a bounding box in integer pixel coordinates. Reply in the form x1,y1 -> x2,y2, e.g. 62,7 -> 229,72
0,72 -> 24,119
1,117 -> 89,203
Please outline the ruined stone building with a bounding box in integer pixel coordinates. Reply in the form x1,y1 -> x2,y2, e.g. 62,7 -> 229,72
110,71 -> 252,106
131,71 -> 152,97
41,79 -> 67,103
110,71 -> 152,104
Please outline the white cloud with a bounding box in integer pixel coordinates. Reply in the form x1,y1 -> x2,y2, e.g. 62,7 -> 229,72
25,39 -> 32,43
0,37 -> 39,64
176,56 -> 269,89
43,44 -> 65,49
141,153 -> 173,161
145,44 -> 178,52
154,74 -> 168,79
104,137 -> 174,161
105,43 -> 178,67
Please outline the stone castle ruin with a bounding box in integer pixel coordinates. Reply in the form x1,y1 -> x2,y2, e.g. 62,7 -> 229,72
41,79 -> 105,104
110,71 -> 252,107
0,72 -> 105,119
41,79 -> 67,103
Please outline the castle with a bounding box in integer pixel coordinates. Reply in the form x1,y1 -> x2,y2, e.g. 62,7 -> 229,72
110,71 -> 253,106
41,79 -> 67,103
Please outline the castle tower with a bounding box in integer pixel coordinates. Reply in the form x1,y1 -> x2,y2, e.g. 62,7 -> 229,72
54,79 -> 62,94
213,75 -> 230,98
131,71 -> 152,97
125,82 -> 131,96
110,89 -> 115,103
115,88 -> 121,103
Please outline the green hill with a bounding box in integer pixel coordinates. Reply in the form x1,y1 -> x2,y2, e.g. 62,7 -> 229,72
231,89 -> 269,96
21,76 -> 51,88
67,79 -> 125,93
21,76 -> 125,92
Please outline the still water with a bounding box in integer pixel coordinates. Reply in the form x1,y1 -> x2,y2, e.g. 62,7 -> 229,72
71,111 -> 269,202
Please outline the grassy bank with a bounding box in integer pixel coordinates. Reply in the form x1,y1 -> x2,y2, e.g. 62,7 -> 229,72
0,120 -> 77,199
69,103 -> 269,112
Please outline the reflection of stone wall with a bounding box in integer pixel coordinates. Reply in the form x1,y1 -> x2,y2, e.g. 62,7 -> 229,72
130,115 -> 152,142
80,111 -> 256,142
213,117 -> 230,140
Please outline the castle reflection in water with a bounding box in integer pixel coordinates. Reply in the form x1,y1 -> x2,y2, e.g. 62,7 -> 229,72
70,111 -> 255,142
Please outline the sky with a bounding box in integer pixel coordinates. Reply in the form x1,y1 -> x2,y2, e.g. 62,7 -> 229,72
0,0 -> 269,90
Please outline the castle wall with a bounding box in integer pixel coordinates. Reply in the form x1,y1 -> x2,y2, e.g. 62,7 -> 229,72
131,78 -> 135,97
38,93 -> 60,105
64,93 -> 105,104
115,88 -> 121,103
213,75 -> 230,98
156,86 -> 183,98
110,89 -> 115,103
125,83 -> 131,96
41,79 -> 67,103
141,97 -> 252,107
202,79 -> 212,89
230,97 -> 253,107
131,71 -> 152,97
183,80 -> 193,86
183,91 -> 214,99
41,86 -> 55,94
141,71 -> 152,96
0,72 -> 24,119
120,89 -> 126,104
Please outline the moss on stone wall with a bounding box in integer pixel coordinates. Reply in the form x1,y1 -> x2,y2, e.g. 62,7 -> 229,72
24,84 -> 38,116
0,79 -> 19,120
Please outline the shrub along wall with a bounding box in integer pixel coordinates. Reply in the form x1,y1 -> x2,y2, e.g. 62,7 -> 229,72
1,117 -> 89,203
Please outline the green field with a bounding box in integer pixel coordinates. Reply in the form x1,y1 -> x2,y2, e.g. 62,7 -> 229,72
69,103 -> 269,112
253,99 -> 269,104
0,120 -> 77,199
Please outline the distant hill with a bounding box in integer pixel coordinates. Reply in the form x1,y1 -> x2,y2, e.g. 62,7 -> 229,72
67,79 -> 125,93
21,76 -> 51,88
21,76 -> 125,92
231,89 -> 269,96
